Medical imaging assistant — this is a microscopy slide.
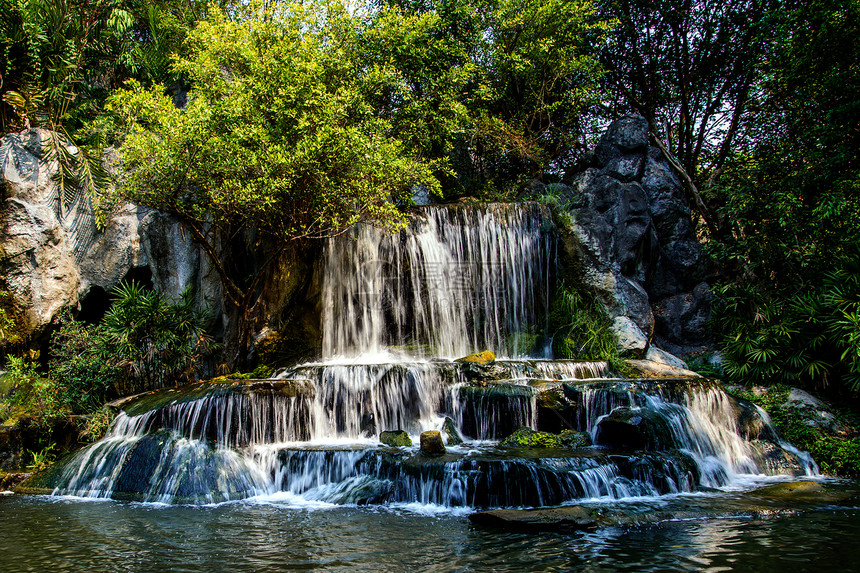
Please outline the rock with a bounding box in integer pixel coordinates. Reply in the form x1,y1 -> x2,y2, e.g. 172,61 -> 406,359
595,407 -> 675,451
593,115 -> 650,166
380,430 -> 412,447
625,359 -> 701,379
559,429 -> 592,448
419,430 -> 446,456
442,417 -> 464,446
455,350 -> 496,365
644,346 -> 688,369
557,115 -> 715,360
611,316 -> 648,356
470,506 -> 599,531
0,129 -> 220,346
749,440 -> 809,475
499,426 -> 563,449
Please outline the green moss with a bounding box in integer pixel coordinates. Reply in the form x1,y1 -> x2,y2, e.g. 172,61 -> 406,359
736,384 -> 860,476
380,430 -> 413,447
500,427 -> 563,449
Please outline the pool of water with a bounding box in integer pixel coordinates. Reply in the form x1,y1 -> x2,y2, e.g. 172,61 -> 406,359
2,494 -> 859,572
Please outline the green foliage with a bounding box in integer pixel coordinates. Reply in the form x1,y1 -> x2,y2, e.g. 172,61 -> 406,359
713,253 -> 860,391
47,310 -> 121,413
25,441 -> 57,472
0,290 -> 20,346
737,385 -> 860,477
98,281 -> 217,393
549,281 -> 631,375
376,0 -> 607,194
107,1 -> 439,243
7,356 -> 70,425
708,0 -> 860,395
78,407 -> 117,443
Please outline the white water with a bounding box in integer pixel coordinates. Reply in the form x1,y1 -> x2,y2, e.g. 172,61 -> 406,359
45,202 -> 818,509
321,203 -> 554,359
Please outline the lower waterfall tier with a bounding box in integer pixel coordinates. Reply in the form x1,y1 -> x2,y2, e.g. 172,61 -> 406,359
27,360 -> 817,505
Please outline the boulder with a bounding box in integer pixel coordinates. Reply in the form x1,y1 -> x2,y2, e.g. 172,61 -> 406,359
419,430 -> 446,456
557,115 -> 715,360
594,407 -> 675,451
559,429 -> 592,448
442,417 -> 464,446
380,430 -> 412,447
455,350 -> 496,365
499,426 -> 563,449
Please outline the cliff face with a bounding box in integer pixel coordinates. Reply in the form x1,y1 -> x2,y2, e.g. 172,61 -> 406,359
547,115 -> 713,360
0,119 -> 712,364
0,129 -> 221,341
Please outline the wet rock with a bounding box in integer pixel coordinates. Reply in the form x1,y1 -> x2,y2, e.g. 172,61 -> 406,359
625,359 -> 701,379
442,417 -> 464,446
500,427 -> 563,449
419,431 -> 446,456
595,407 -> 675,451
455,350 -> 496,365
380,430 -> 412,447
559,429 -> 592,448
749,440 -> 808,476
470,506 -> 600,531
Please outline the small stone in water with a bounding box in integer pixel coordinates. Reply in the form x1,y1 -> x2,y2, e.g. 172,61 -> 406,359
380,430 -> 412,447
455,350 -> 496,365
420,431 -> 446,455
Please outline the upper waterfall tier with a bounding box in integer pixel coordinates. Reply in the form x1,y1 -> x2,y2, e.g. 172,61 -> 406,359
321,203 -> 556,360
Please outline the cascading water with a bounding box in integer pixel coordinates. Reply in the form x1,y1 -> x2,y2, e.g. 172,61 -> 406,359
39,202 -> 817,508
321,203 -> 554,359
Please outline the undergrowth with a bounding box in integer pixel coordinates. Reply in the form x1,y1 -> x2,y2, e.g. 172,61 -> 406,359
735,384 -> 860,476
549,281 -> 635,377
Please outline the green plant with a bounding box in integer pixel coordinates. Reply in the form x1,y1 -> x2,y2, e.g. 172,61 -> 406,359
0,290 -> 20,346
549,281 -> 633,375
25,441 -> 56,472
78,407 -> 117,443
48,310 -> 121,413
98,281 -> 218,393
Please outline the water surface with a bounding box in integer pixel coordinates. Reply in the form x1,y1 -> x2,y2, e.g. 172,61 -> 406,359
2,495 -> 859,572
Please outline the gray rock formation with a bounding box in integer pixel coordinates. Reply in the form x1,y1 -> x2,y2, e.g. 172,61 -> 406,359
546,115 -> 713,361
0,129 -> 221,340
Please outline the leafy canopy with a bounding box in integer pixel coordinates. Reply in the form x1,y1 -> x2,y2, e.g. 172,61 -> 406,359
107,1 -> 440,251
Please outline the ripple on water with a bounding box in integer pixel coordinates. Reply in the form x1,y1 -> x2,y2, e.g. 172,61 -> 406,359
1,496 -> 859,572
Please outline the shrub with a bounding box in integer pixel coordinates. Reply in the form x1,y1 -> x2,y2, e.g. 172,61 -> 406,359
549,281 -> 632,375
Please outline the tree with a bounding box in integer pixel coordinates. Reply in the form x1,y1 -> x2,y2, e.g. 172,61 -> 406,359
708,0 -> 860,394
105,1 -> 441,363
372,0 -> 607,194
594,0 -> 774,230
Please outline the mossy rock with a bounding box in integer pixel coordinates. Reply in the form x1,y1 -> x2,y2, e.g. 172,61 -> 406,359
380,430 -> 412,447
559,429 -> 592,448
455,350 -> 496,365
500,426 -> 563,449
442,417 -> 464,446
419,430 -> 446,456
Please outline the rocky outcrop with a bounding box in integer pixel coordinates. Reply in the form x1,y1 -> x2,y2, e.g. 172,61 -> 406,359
0,129 -> 221,342
546,115 -> 713,360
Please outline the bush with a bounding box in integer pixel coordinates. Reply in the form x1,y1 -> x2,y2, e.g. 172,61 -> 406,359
549,281 -> 632,375
736,384 -> 860,477
99,282 -> 218,394
48,311 -> 121,413
713,251 -> 860,393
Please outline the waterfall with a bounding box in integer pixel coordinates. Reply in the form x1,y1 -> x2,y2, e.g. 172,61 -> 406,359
321,203 -> 555,359
40,202 -> 818,508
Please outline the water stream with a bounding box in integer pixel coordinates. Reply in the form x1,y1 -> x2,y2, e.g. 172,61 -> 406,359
6,202 -> 854,570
